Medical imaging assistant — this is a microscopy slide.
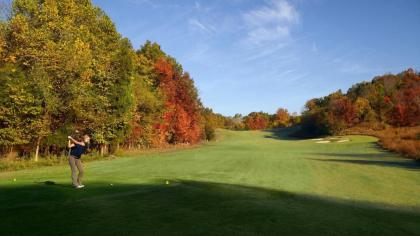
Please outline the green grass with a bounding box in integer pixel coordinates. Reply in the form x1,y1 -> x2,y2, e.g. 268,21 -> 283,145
1,129 -> 420,235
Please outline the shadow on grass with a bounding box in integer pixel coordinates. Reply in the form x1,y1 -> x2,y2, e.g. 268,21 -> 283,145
262,127 -> 303,141
308,158 -> 420,170
1,180 -> 419,236
313,152 -> 397,159
309,152 -> 420,170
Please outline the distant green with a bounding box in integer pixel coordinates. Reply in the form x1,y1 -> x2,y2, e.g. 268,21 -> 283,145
1,129 -> 419,235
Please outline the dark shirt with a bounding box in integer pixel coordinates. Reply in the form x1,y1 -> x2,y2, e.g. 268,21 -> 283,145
70,143 -> 86,159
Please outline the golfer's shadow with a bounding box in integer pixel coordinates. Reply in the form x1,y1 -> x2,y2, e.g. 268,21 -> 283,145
34,180 -> 72,188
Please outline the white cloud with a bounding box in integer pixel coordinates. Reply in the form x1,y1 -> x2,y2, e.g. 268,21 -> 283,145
242,42 -> 290,61
243,0 -> 300,45
244,0 -> 299,26
188,18 -> 215,34
247,26 -> 290,45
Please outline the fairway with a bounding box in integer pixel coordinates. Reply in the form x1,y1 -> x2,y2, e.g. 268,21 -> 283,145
1,129 -> 420,235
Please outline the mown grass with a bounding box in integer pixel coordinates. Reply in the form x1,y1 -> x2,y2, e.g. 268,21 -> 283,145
1,129 -> 419,235
0,142 -> 204,172
0,153 -> 118,172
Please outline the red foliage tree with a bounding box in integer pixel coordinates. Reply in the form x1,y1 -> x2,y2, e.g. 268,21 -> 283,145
329,97 -> 356,124
390,70 -> 420,126
245,112 -> 269,130
153,58 -> 202,144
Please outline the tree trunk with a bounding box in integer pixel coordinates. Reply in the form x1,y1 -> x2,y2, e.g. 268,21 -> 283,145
100,144 -> 105,157
44,145 -> 49,156
34,137 -> 41,162
7,146 -> 14,159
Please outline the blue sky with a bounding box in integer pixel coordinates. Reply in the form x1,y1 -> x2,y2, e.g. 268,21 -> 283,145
93,0 -> 420,116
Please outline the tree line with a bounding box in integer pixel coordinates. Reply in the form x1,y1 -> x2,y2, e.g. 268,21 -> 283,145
229,69 -> 419,135
215,109 -> 298,131
0,0 -> 222,160
231,69 -> 419,137
297,69 -> 420,137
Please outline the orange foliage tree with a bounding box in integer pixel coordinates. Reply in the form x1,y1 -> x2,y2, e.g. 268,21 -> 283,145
274,108 -> 290,127
154,58 -> 202,144
244,112 -> 269,130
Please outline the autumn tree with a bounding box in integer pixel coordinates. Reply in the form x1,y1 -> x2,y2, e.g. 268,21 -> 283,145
273,108 -> 290,127
0,64 -> 45,157
127,41 -> 204,147
153,57 -> 202,144
201,107 -> 230,140
127,54 -> 163,148
299,98 -> 329,136
244,112 -> 269,130
1,0 -> 136,157
389,69 -> 420,126
327,96 -> 355,134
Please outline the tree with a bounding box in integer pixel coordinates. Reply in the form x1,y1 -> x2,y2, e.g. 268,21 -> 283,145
299,99 -> 329,136
244,112 -> 269,130
389,69 -> 420,126
4,0 -> 136,157
353,97 -> 375,123
152,56 -> 203,144
128,63 -> 164,148
290,112 -> 301,125
273,108 -> 290,127
0,64 -> 45,158
327,96 -> 355,134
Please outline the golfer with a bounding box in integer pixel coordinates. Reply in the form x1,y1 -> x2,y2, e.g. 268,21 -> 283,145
68,134 -> 90,188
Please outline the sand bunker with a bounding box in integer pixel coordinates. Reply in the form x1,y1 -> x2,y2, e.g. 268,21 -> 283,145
316,140 -> 331,143
337,139 -> 349,143
314,138 -> 350,144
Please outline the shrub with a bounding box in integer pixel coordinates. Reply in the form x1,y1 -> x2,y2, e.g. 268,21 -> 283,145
204,124 -> 216,141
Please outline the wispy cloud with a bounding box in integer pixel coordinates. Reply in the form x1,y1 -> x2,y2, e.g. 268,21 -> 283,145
242,42 -> 290,62
188,18 -> 215,34
243,0 -> 300,45
244,0 -> 299,26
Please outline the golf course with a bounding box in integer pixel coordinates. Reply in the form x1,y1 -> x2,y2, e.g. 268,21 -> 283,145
1,129 -> 420,235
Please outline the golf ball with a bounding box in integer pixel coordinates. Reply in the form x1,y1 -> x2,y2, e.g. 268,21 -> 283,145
110,183 -> 113,186
13,178 -> 16,182
165,180 -> 169,185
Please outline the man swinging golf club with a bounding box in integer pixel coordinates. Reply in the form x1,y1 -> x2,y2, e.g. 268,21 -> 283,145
68,134 -> 90,189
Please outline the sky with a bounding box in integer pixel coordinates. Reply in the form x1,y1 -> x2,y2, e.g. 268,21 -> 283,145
93,0 -> 420,116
